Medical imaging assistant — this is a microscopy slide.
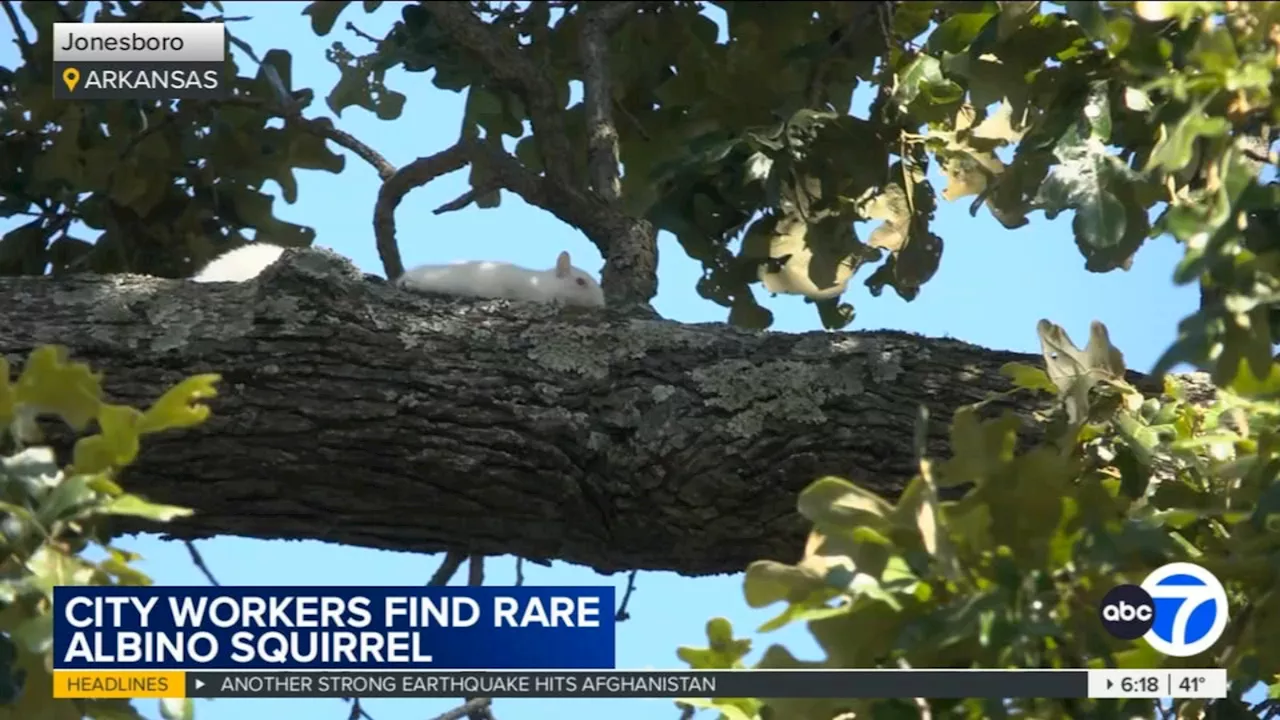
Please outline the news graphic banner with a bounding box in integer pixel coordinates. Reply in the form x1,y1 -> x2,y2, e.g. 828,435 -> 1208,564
53,22 -> 226,100
54,668 -> 1229,701
52,585 -> 614,698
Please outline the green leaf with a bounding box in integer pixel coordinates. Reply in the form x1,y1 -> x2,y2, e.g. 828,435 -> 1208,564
705,617 -> 734,647
98,554 -> 153,587
796,477 -> 894,528
327,64 -> 375,117
37,475 -> 96,528
102,495 -> 194,523
928,10 -> 997,54
742,560 -> 827,609
138,375 -> 220,435
1032,127 -> 1144,270
11,346 -> 104,432
1227,358 -> 1280,398
1035,320 -> 1127,427
1147,111 -> 1230,175
374,89 -> 408,121
941,409 -> 1020,487
893,55 -> 963,110
824,566 -> 902,610
10,614 -> 53,655
1000,362 -> 1059,393
302,1 -> 351,35
756,602 -> 850,634
675,619 -> 752,670
72,404 -> 144,474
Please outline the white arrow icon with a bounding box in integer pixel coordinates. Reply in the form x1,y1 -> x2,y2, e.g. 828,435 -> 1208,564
194,678 -> 205,690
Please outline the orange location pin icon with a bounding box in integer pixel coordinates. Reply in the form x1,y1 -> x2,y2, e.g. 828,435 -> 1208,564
62,68 -> 80,92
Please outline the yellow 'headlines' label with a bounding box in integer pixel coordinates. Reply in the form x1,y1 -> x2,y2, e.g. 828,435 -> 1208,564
53,670 -> 186,698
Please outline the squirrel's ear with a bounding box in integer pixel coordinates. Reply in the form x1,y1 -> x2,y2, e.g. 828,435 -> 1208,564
555,251 -> 571,277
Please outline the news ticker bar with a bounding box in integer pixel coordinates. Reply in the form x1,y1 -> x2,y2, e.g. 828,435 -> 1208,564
52,669 -> 1228,700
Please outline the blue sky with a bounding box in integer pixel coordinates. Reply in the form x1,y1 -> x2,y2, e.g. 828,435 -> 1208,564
2,2 -> 1251,718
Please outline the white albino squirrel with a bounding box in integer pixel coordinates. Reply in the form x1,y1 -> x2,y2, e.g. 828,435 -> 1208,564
192,243 -> 606,308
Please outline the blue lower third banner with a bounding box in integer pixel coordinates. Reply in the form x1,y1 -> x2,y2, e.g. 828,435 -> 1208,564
52,586 -> 615,670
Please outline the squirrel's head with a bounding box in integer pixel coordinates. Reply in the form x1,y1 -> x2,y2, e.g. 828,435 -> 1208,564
554,251 -> 606,308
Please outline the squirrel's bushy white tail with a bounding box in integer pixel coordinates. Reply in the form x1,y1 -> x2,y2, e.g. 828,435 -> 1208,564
192,244 -> 286,282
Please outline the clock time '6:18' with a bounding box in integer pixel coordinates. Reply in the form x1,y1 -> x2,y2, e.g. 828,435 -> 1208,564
1122,676 -> 1161,694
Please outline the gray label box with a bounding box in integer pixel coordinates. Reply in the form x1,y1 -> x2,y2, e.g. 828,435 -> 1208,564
54,22 -> 225,63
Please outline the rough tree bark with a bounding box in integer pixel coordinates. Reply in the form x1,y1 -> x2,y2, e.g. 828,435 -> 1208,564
1,249 -> 1146,577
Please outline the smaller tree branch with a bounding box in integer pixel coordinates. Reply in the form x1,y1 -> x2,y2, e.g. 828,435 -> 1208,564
0,0 -> 31,64
373,141 -> 474,280
303,117 -> 397,181
433,185 -> 498,215
424,3 -> 575,187
344,20 -> 384,45
465,555 -> 490,720
215,95 -> 395,184
184,540 -> 222,586
428,550 -> 468,586
614,569 -> 638,621
347,698 -> 376,720
219,27 -> 398,183
468,555 -> 485,586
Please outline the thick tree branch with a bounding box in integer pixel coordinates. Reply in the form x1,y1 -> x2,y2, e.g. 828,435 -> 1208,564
581,2 -> 640,205
0,250 -> 1169,577
576,1 -> 659,307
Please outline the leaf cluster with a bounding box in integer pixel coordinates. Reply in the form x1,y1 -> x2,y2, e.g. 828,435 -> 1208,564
681,319 -> 1280,719
0,1 -> 341,279
0,347 -> 219,720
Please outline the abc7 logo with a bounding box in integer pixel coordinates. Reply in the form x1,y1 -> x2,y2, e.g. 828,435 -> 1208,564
1098,562 -> 1229,657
